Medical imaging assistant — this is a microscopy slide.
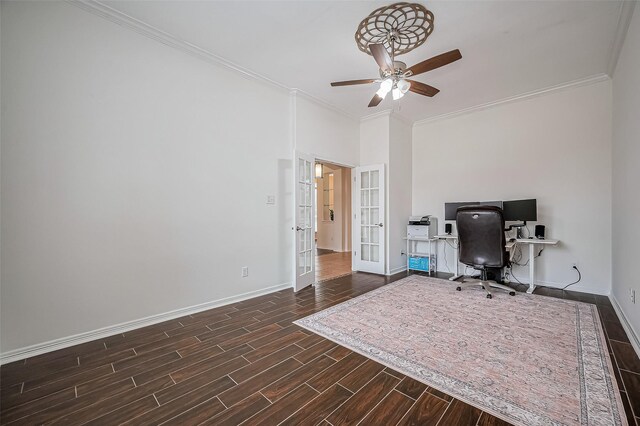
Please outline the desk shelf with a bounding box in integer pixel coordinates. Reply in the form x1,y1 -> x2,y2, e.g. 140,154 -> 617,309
404,237 -> 436,275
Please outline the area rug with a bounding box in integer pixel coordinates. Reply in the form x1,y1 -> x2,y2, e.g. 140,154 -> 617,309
294,275 -> 627,426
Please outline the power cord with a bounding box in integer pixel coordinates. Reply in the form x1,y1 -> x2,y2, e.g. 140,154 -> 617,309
560,265 -> 582,290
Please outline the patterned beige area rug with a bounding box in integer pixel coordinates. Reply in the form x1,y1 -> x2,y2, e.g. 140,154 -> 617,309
295,275 -> 627,426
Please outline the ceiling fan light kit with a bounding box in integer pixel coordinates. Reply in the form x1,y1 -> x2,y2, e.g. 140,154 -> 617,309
331,2 -> 462,107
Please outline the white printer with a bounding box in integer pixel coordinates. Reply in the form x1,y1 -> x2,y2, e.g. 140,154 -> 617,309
407,215 -> 438,239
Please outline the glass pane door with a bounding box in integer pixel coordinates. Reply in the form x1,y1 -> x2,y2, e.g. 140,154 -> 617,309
294,152 -> 316,291
354,164 -> 385,274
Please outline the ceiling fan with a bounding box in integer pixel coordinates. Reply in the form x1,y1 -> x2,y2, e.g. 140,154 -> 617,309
331,44 -> 462,107
331,2 -> 462,107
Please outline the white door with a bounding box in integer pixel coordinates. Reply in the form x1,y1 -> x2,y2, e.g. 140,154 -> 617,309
294,152 -> 316,291
354,164 -> 385,274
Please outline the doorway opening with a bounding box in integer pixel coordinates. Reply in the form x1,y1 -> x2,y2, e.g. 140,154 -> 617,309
314,161 -> 353,283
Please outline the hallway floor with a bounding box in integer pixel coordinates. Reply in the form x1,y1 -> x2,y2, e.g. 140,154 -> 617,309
315,251 -> 352,282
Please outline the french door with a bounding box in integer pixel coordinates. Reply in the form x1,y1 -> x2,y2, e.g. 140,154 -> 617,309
354,164 -> 385,274
294,152 -> 316,291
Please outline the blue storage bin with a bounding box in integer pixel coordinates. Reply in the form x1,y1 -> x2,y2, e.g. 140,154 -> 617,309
408,256 -> 430,272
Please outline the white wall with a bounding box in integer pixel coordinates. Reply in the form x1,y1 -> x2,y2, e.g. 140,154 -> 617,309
295,95 -> 359,167
612,6 -> 640,344
388,116 -> 413,274
3,2 -> 293,354
359,114 -> 412,275
316,165 -> 345,252
413,80 -> 612,295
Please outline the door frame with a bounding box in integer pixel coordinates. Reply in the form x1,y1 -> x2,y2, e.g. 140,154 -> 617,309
291,153 -> 356,291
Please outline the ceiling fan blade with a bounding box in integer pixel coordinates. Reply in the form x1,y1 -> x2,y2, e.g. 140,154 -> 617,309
368,94 -> 383,107
405,49 -> 462,77
407,80 -> 440,97
330,79 -> 377,87
369,43 -> 394,73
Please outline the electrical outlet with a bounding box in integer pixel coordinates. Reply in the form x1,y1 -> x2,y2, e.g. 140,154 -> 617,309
241,266 -> 249,277
631,288 -> 636,304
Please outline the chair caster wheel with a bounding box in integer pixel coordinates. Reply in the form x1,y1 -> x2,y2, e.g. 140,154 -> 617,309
509,291 -> 516,296
486,294 -> 492,299
456,287 -> 461,291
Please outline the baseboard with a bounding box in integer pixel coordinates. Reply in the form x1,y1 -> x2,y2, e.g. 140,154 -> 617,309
610,295 -> 640,358
387,265 -> 407,276
0,282 -> 292,365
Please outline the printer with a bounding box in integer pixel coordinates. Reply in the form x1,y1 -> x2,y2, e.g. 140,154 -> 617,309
407,215 -> 438,239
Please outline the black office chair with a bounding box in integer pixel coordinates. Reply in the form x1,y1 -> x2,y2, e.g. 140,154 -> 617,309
455,205 -> 516,299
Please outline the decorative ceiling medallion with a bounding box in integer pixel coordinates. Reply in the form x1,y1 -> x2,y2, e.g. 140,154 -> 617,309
355,2 -> 434,57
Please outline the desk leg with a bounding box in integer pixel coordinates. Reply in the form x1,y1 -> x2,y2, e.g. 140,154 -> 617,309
527,243 -> 536,294
429,239 -> 432,277
449,241 -> 463,281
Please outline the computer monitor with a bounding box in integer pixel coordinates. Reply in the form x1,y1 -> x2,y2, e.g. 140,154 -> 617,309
444,201 -> 480,221
479,200 -> 503,209
503,199 -> 537,222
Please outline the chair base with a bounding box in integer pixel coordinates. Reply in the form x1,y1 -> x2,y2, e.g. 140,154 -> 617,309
455,278 -> 516,298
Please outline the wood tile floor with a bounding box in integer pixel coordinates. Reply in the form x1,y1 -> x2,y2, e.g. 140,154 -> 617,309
1,273 -> 639,425
315,251 -> 352,283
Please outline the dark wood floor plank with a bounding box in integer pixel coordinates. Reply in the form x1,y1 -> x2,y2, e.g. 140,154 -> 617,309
218,323 -> 282,350
165,357 -> 248,401
130,345 -> 234,386
201,392 -> 271,426
360,389 -> 415,424
243,331 -> 308,363
9,377 -> 136,425
125,376 -> 234,425
2,364 -> 114,411
167,346 -> 251,383
261,355 -> 336,402
603,320 -> 631,343
621,370 -> 640,418
325,345 -> 352,361
218,358 -> 303,407
612,341 -> 640,374
248,325 -> 307,349
396,376 -> 429,400
437,398 -> 483,425
161,397 -> 226,425
293,339 -> 337,364
0,387 -> 77,424
156,372 -> 236,406
619,391 -> 638,426
326,371 -> 399,425
397,391 -> 450,426
279,384 -> 353,426
306,352 -> 368,393
49,375 -> 173,425
229,344 -> 303,384
82,395 -> 158,426
75,351 -> 180,396
338,358 -> 386,392
240,383 -> 319,424
477,411 -> 515,425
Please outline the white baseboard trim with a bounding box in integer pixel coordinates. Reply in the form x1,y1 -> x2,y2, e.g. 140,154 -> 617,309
610,295 -> 640,358
0,282 -> 292,365
387,265 -> 407,276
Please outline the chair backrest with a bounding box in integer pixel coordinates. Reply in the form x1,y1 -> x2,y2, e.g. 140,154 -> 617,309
456,205 -> 507,269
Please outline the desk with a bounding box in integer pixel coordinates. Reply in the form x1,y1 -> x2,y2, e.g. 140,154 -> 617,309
432,235 -> 463,281
431,235 -> 560,293
515,238 -> 559,294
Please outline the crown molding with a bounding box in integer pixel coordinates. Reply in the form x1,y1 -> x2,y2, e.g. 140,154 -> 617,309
389,112 -> 414,127
360,109 -> 392,123
68,1 -> 356,121
413,73 -> 610,127
291,89 -> 358,122
607,0 -> 637,77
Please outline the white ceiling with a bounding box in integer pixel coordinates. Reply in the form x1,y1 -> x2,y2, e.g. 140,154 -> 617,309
102,1 -> 624,122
